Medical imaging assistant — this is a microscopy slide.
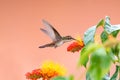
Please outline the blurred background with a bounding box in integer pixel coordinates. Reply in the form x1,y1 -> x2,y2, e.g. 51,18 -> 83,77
0,0 -> 120,80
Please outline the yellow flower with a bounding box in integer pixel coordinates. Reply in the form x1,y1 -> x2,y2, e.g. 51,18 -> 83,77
75,36 -> 84,46
41,61 -> 66,79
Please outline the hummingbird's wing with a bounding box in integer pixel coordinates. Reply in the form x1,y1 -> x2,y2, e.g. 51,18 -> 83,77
40,19 -> 62,41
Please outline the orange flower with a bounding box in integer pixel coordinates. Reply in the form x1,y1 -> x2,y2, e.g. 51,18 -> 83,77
67,36 -> 84,53
25,69 -> 42,80
25,61 -> 66,80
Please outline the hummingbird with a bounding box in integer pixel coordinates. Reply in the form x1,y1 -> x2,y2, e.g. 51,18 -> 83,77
39,19 -> 76,48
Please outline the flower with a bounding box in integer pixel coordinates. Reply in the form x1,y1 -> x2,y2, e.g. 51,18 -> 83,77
67,36 -> 84,53
25,61 -> 66,80
41,61 -> 66,79
25,69 -> 42,80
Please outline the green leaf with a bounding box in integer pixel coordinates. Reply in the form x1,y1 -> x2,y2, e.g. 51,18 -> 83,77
101,31 -> 108,43
100,16 -> 119,43
110,66 -> 120,80
86,73 -> 110,80
102,74 -> 110,80
100,30 -> 119,43
68,75 -> 74,80
79,46 -> 89,67
52,76 -> 74,80
111,30 -> 119,37
86,72 -> 92,80
78,43 -> 101,67
111,44 -> 120,56
84,19 -> 104,45
96,19 -> 104,27
88,47 -> 111,80
105,16 -> 111,24
105,24 -> 120,34
84,26 -> 96,45
106,42 -> 120,62
52,76 -> 67,80
117,43 -> 120,62
104,16 -> 120,34
107,49 -> 118,63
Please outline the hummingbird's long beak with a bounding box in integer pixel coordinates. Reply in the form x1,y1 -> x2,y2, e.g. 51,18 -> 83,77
72,38 -> 76,40
72,38 -> 80,42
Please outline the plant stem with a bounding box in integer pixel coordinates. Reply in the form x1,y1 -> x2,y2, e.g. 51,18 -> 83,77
118,58 -> 120,80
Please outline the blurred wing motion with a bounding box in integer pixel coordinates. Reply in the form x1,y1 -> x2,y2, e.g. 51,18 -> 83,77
39,42 -> 55,48
40,19 -> 62,41
39,19 -> 75,48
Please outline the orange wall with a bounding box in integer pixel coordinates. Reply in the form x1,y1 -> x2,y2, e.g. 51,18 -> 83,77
0,0 -> 120,80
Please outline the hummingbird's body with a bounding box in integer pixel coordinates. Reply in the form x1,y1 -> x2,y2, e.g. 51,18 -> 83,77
39,20 -> 75,48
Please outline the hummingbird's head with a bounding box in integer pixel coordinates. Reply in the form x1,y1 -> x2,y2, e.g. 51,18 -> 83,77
62,36 -> 76,42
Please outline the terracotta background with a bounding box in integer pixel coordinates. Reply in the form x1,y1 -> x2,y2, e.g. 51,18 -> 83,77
0,0 -> 120,80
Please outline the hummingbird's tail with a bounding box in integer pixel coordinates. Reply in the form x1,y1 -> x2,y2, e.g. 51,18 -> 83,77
39,43 -> 55,48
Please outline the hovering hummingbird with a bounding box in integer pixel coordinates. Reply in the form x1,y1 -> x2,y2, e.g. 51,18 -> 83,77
39,20 -> 76,48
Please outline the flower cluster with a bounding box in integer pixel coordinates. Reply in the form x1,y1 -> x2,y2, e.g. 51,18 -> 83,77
67,36 -> 84,53
25,61 -> 66,80
41,61 -> 66,79
25,69 -> 42,80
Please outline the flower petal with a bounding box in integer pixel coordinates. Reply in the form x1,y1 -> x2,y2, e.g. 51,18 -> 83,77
67,37 -> 84,53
